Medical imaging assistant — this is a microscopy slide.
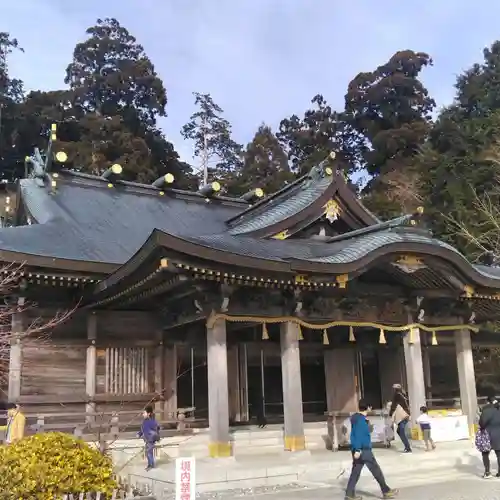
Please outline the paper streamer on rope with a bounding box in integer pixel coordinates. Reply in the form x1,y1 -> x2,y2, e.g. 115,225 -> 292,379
322,329 -> 329,345
262,323 -> 269,340
349,325 -> 356,342
431,331 -> 438,345
298,324 -> 304,340
379,328 -> 386,344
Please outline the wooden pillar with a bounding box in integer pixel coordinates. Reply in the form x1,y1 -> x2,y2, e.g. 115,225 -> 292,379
422,346 -> 432,400
154,331 -> 164,415
227,345 -> 240,422
163,345 -> 177,420
238,344 -> 249,422
280,322 -> 305,451
207,317 -> 231,457
403,326 -> 426,434
324,348 -> 358,413
8,311 -> 23,403
85,313 -> 97,423
455,328 -> 477,433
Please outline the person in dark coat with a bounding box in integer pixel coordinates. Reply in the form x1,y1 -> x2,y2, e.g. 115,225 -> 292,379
389,383 -> 412,453
479,391 -> 500,478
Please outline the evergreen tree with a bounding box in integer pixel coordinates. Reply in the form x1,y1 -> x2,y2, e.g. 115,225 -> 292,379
344,50 -> 435,218
416,42 -> 500,258
277,95 -> 358,178
17,18 -> 190,185
181,92 -> 242,188
228,124 -> 293,196
0,33 -> 25,180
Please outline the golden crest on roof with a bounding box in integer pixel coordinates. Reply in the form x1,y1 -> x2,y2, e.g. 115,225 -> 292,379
272,230 -> 289,240
323,199 -> 340,223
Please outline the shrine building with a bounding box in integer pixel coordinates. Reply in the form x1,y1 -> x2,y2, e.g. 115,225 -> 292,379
2,128 -> 500,457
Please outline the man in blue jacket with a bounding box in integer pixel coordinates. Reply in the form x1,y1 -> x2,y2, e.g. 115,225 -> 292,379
345,399 -> 398,500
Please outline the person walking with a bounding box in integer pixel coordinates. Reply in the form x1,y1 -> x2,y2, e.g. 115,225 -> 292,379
416,406 -> 436,451
478,391 -> 500,478
389,383 -> 412,453
345,399 -> 399,500
137,406 -> 160,471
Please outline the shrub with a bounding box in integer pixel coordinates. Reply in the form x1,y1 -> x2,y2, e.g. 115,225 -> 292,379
0,432 -> 117,500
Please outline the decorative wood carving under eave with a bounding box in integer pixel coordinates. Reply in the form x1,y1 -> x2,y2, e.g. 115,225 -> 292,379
304,294 -> 408,324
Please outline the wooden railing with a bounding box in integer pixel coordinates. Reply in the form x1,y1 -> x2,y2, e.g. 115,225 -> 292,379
0,407 -> 199,443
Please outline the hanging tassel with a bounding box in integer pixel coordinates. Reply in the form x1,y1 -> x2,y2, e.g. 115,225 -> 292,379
298,324 -> 304,340
349,325 -> 356,342
262,323 -> 269,340
323,329 -> 329,345
431,331 -> 438,346
379,328 -> 386,344
408,327 -> 415,344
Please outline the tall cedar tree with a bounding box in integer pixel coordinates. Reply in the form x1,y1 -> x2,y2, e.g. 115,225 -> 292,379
0,33 -> 25,181
277,95 -> 359,178
228,124 -> 293,196
344,50 -> 435,218
14,18 -> 189,185
181,92 -> 242,188
417,42 -> 500,258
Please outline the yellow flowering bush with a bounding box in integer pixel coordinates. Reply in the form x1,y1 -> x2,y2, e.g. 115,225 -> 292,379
0,432 -> 117,500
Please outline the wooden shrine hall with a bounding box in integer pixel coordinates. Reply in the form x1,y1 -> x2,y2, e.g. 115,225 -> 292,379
2,132 -> 500,457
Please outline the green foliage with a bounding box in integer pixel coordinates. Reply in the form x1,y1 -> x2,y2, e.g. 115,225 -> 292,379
181,92 -> 243,187
0,32 -> 25,180
415,41 -> 500,259
344,50 -> 435,218
2,20 -> 192,187
228,124 -> 294,196
65,17 -> 166,125
0,432 -> 117,500
277,94 -> 358,178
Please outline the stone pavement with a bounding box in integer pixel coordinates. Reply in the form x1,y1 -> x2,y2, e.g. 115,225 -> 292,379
126,468 -> 500,499
208,479 -> 500,499
123,439 -> 489,497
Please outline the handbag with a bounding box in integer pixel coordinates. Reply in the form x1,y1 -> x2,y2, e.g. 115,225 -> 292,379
475,429 -> 491,453
392,404 -> 409,425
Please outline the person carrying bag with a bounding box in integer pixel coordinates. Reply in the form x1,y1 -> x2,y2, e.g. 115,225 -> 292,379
389,384 -> 412,453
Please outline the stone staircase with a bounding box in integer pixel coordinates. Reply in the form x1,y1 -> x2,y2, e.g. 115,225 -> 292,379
110,422 -> 330,467
177,422 -> 329,457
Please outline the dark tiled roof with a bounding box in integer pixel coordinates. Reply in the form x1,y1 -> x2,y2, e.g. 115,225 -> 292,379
2,169 -> 500,290
13,173 -> 244,265
227,168 -> 333,235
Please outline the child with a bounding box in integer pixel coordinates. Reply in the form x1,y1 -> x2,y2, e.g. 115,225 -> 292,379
416,406 -> 436,451
137,406 -> 160,471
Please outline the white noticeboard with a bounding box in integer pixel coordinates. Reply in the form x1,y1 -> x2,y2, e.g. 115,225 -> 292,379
175,457 -> 196,500
429,415 -> 469,442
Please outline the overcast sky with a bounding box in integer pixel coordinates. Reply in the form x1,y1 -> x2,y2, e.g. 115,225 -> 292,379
5,0 -> 500,167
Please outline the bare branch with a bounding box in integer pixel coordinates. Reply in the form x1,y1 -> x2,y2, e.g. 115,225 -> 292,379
0,263 -> 78,391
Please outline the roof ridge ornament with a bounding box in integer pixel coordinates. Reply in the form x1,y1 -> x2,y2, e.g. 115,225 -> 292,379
309,151 -> 337,182
241,188 -> 264,204
152,173 -> 175,191
199,181 -> 221,200
101,164 -> 123,187
25,123 -> 68,190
